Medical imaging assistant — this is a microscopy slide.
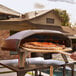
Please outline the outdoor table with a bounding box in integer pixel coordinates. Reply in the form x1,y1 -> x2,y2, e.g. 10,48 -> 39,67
16,47 -> 72,76
0,30 -> 73,76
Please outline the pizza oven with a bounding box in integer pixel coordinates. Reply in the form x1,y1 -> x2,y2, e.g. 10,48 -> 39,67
1,30 -> 72,52
0,30 -> 74,76
1,29 -> 72,68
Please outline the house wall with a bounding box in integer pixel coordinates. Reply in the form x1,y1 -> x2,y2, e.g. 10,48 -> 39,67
29,12 -> 62,26
0,30 -> 18,60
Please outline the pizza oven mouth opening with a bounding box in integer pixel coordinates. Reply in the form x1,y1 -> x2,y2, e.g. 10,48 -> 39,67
20,33 -> 71,50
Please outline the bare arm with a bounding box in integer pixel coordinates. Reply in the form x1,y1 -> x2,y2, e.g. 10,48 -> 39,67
70,52 -> 76,60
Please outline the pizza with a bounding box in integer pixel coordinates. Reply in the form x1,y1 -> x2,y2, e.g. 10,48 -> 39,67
22,42 -> 65,50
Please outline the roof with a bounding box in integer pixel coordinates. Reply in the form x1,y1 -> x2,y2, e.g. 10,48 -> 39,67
24,10 -> 50,20
28,23 -> 76,35
61,26 -> 76,35
0,19 -> 76,36
24,10 -> 62,21
72,27 -> 76,31
28,23 -> 76,36
0,4 -> 21,16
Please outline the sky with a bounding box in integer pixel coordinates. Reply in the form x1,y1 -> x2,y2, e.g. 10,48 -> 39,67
0,0 -> 76,25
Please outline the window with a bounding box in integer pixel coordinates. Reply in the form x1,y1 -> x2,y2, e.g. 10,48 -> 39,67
10,51 -> 18,55
46,18 -> 54,24
0,15 -> 9,20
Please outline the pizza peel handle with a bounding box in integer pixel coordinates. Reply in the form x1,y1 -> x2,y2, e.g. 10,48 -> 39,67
21,46 -> 72,56
57,51 -> 71,56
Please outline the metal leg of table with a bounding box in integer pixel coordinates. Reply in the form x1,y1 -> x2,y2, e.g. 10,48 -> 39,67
35,70 -> 38,76
71,64 -> 74,76
68,63 -> 74,76
17,71 -> 26,76
61,54 -> 68,63
63,65 -> 66,76
39,70 -> 42,76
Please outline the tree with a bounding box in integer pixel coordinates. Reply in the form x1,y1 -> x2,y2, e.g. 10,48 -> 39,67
52,9 -> 71,26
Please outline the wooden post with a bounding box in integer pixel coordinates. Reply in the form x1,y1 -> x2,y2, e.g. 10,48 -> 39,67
18,52 -> 25,68
50,66 -> 53,76
18,50 -> 30,68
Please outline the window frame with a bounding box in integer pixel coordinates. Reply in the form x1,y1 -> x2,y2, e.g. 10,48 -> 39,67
46,18 -> 54,24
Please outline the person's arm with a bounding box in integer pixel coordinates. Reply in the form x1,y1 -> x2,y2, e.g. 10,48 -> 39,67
70,52 -> 76,60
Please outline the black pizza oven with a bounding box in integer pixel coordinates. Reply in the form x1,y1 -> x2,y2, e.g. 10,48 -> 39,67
2,30 -> 72,51
1,30 -> 72,52
1,29 -> 73,68
0,29 -> 75,76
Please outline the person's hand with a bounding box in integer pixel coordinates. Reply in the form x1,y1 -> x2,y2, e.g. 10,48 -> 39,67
70,52 -> 76,60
